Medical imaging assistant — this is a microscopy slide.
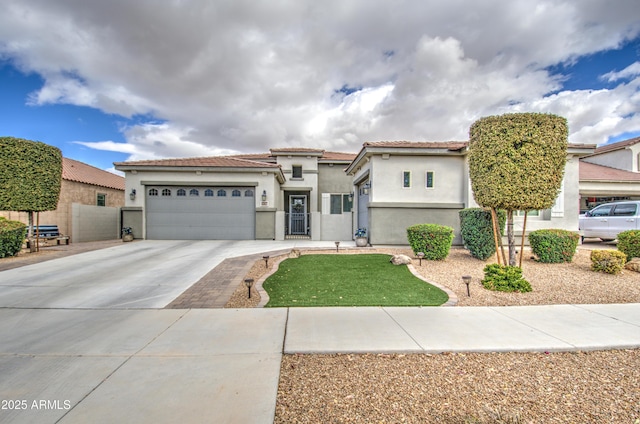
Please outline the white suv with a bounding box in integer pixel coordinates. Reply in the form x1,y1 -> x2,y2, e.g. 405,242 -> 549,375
579,200 -> 640,241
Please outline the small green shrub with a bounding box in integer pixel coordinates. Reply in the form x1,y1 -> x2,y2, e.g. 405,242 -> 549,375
459,208 -> 506,260
0,217 -> 27,258
590,250 -> 627,275
528,229 -> 580,263
482,263 -> 532,293
617,230 -> 640,259
406,223 -> 454,260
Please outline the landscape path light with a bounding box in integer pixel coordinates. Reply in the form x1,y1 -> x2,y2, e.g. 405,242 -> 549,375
335,241 -> 340,252
462,275 -> 472,297
263,255 -> 270,268
244,278 -> 254,299
417,252 -> 425,266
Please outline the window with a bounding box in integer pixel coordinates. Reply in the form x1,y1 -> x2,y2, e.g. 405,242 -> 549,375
330,194 -> 342,214
589,205 -> 612,217
425,171 -> 434,189
204,189 -> 214,197
402,171 -> 411,188
515,210 -> 540,217
177,189 -> 186,197
97,193 -> 106,207
189,189 -> 199,196
613,204 -> 637,216
217,189 -> 227,197
324,193 -> 353,215
244,190 -> 254,197
162,189 -> 171,196
292,165 -> 303,179
232,189 -> 241,197
342,194 -> 353,212
149,188 -> 158,196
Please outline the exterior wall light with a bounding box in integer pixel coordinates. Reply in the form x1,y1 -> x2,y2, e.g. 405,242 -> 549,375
130,189 -> 136,200
262,190 -> 267,201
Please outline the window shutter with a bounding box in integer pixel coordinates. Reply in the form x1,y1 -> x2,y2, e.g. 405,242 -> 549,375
321,193 -> 330,215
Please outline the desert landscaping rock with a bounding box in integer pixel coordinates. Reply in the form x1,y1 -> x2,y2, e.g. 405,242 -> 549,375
226,246 -> 640,423
390,254 -> 413,265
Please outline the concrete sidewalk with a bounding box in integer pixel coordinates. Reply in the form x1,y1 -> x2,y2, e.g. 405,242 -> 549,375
1,304 -> 639,424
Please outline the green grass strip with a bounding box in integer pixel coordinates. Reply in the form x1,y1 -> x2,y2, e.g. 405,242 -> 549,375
263,254 -> 448,307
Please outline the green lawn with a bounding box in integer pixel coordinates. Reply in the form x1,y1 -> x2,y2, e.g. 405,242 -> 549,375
263,254 -> 449,307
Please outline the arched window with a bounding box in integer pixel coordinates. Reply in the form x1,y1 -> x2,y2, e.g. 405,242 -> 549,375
217,189 -> 227,197
204,189 -> 214,197
232,189 -> 241,197
189,189 -> 199,196
244,190 -> 254,197
149,188 -> 158,196
162,189 -> 171,196
177,189 -> 186,197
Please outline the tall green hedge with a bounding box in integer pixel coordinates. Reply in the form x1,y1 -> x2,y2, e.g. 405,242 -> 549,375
459,208 -> 506,260
0,217 -> 27,258
468,113 -> 568,211
0,137 -> 62,212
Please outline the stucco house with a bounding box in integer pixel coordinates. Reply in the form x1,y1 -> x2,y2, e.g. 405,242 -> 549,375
579,137 -> 640,211
114,149 -> 356,241
1,157 -> 125,242
345,141 -> 595,245
116,141 -> 593,245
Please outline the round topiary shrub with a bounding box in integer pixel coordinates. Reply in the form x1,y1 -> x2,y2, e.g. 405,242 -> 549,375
528,229 -> 580,263
459,208 -> 506,260
0,217 -> 27,258
481,263 -> 532,292
617,230 -> 640,260
590,250 -> 627,275
406,223 -> 454,260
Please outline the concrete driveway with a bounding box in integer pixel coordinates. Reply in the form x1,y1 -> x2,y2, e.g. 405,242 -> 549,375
0,240 -> 337,309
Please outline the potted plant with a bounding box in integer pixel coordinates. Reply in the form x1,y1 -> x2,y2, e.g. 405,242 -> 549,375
354,228 -> 368,247
122,227 -> 134,242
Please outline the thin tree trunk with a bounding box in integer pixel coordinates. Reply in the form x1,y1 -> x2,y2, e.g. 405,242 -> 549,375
36,211 -> 40,252
490,208 -> 501,265
507,210 -> 516,266
519,212 -> 528,268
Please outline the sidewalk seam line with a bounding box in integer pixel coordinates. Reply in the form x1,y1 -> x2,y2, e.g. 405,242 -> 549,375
382,307 -> 425,351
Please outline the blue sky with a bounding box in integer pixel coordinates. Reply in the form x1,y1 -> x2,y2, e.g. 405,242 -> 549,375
1,1 -> 639,172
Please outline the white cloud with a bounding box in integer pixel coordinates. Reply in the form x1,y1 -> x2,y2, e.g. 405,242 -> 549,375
1,0 -> 640,158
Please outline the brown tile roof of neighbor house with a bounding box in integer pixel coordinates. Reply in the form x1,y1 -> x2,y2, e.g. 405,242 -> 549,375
114,156 -> 281,168
363,141 -> 469,151
580,161 -> 640,182
63,158 -> 125,191
589,136 -> 640,156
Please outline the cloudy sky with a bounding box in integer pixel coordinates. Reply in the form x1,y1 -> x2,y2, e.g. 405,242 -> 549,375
1,0 -> 639,170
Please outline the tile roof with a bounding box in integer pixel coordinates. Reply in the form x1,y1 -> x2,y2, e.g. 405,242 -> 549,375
114,156 -> 280,168
579,161 -> 640,182
63,158 -> 125,191
591,136 -> 640,155
269,147 -> 325,154
363,141 -> 469,150
229,150 -> 357,162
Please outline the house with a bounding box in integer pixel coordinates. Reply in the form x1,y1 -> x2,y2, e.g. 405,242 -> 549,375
579,137 -> 640,211
116,140 -> 593,245
114,149 -> 356,241
1,157 -> 125,242
345,141 -> 595,245
1,157 -> 125,241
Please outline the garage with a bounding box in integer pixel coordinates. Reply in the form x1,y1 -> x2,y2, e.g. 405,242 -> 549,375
145,186 -> 255,240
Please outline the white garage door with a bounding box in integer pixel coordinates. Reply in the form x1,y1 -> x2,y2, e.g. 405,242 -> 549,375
146,186 -> 255,240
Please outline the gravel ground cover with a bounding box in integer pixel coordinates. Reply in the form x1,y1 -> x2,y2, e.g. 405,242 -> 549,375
225,247 -> 640,423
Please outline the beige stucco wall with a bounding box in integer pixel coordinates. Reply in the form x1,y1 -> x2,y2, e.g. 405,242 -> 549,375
1,179 -> 124,239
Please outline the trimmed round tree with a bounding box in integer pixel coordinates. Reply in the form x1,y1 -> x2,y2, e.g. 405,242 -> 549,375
0,137 -> 62,236
468,113 -> 568,266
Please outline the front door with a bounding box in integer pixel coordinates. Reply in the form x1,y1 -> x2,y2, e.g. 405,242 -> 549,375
289,195 -> 307,235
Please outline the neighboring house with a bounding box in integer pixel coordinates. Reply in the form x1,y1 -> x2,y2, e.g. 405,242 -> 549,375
579,137 -> 640,211
114,149 -> 356,241
1,157 -> 125,242
345,141 -> 595,245
115,141 -> 593,245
